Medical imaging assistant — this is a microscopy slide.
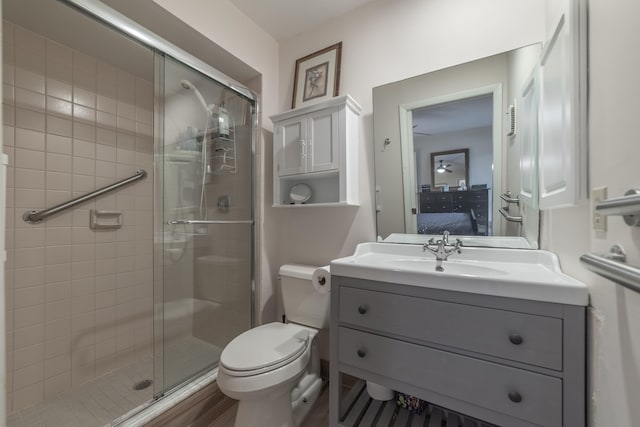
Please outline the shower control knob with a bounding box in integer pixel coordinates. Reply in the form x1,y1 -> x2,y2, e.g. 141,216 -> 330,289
509,334 -> 524,345
508,391 -> 523,403
358,305 -> 368,315
357,349 -> 366,358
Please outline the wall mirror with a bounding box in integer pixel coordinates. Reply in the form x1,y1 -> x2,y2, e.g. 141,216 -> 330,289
373,44 -> 543,249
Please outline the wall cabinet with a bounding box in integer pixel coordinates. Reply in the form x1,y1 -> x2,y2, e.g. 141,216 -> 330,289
329,276 -> 585,426
271,95 -> 360,207
276,107 -> 339,176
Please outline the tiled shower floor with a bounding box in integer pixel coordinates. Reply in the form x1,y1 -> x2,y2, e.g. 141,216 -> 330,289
7,336 -> 221,427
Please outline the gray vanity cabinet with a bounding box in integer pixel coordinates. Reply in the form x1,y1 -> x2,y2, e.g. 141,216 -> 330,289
329,276 -> 585,427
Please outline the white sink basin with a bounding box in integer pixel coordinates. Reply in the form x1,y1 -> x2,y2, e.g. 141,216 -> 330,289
383,258 -> 509,277
331,242 -> 588,306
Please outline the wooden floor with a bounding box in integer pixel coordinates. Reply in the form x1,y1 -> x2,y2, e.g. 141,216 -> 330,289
207,383 -> 330,427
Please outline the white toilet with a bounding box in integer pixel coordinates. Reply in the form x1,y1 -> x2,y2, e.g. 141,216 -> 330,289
217,264 -> 329,427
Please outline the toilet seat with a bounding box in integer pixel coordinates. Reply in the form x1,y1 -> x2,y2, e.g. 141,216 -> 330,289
220,323 -> 310,377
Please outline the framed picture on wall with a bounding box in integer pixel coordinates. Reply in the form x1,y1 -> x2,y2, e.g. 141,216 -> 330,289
291,42 -> 342,109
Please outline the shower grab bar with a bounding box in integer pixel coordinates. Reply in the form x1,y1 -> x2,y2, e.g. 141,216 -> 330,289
498,207 -> 523,223
595,189 -> 640,226
595,189 -> 640,216
22,170 -> 147,224
167,219 -> 254,225
580,249 -> 640,294
500,193 -> 520,205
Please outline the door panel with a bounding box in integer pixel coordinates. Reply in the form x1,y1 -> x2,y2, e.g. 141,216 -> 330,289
308,107 -> 339,173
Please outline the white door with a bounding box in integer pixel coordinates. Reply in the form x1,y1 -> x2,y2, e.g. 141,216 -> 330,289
276,116 -> 306,176
307,107 -> 339,173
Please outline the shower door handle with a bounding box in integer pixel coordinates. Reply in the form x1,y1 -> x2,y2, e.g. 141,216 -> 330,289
167,219 -> 254,225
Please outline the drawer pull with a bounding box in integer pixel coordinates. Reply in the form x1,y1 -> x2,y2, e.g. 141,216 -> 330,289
358,305 -> 368,315
509,334 -> 524,345
357,349 -> 366,358
508,391 -> 523,403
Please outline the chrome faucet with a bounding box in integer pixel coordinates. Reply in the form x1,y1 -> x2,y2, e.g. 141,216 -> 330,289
423,231 -> 462,271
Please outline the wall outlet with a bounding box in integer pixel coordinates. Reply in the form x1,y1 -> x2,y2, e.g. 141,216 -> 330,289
592,187 -> 607,231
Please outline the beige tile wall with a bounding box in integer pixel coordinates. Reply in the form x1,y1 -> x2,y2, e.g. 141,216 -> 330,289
3,21 -> 154,412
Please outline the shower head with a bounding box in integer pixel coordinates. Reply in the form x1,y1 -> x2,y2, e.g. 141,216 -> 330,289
180,79 -> 210,112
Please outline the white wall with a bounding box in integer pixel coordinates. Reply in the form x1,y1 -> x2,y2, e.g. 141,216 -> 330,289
270,0 -> 544,360
157,4 -> 640,424
153,0 -> 279,128
542,0 -> 640,424
156,0 -> 545,327
275,0 -> 544,265
275,1 -> 640,423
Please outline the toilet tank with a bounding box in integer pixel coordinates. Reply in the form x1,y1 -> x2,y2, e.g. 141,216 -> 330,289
279,264 -> 330,329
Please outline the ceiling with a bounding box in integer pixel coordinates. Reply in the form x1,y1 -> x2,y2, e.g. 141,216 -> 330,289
412,95 -> 493,136
228,0 -> 378,40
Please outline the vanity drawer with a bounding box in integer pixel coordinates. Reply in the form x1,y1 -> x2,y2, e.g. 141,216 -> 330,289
339,287 -> 562,370
339,327 -> 562,427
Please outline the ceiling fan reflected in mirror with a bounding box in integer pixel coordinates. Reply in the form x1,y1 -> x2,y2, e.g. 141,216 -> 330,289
436,160 -> 452,173
412,124 -> 432,136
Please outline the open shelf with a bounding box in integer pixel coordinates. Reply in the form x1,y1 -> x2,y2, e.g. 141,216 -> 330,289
339,381 -> 496,427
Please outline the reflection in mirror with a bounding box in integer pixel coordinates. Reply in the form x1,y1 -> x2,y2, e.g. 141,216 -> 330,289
373,44 -> 542,248
431,149 -> 469,190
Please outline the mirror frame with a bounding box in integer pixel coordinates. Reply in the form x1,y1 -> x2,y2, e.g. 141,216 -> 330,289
430,148 -> 469,190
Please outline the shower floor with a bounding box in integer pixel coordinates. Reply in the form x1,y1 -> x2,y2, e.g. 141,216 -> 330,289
7,336 -> 221,427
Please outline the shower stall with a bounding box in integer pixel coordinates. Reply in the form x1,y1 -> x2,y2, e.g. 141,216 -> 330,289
3,0 -> 256,425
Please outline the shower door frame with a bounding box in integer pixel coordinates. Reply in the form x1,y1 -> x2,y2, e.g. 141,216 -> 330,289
59,0 -> 259,400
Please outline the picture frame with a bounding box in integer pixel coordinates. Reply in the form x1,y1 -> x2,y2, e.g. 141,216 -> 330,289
291,42 -> 342,109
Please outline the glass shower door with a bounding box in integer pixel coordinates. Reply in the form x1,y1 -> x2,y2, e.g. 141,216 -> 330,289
154,55 -> 254,396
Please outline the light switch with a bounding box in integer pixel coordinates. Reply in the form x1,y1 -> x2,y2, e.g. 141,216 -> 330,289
592,187 -> 607,231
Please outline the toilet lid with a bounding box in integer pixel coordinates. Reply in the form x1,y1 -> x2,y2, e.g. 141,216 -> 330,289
220,323 -> 309,374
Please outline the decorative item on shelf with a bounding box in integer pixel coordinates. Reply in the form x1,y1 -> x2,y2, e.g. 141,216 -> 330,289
289,183 -> 312,204
292,42 -> 342,109
396,392 -> 427,415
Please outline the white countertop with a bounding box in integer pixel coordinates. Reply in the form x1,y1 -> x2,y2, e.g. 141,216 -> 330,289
331,242 -> 588,306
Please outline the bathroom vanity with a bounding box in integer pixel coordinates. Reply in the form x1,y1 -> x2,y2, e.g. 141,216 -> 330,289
329,243 -> 587,427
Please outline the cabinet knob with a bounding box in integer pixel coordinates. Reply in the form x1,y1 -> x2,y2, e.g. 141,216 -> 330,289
358,305 -> 368,315
509,334 -> 524,345
357,349 -> 366,358
508,391 -> 523,403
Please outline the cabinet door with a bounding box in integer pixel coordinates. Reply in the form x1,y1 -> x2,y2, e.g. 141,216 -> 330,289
519,70 -> 538,208
276,116 -> 306,176
538,0 -> 587,209
307,107 -> 339,173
